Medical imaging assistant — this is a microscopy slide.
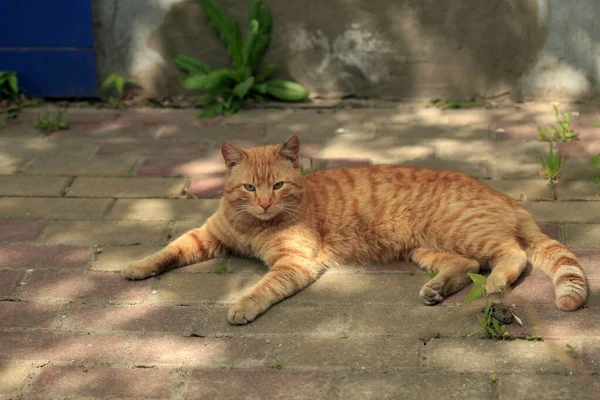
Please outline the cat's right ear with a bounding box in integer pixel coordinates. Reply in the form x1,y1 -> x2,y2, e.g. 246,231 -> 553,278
221,141 -> 246,170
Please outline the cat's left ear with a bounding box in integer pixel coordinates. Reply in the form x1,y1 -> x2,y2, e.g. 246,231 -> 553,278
279,135 -> 300,167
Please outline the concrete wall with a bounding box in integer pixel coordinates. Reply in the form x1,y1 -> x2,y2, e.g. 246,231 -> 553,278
93,0 -> 600,101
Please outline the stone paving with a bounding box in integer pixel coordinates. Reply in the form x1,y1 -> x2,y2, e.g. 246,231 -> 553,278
0,102 -> 600,399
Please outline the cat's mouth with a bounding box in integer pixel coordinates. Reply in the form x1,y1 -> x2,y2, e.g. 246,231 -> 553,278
254,210 -> 277,220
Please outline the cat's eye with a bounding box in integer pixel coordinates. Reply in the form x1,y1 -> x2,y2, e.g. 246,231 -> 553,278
243,184 -> 256,192
273,181 -> 284,190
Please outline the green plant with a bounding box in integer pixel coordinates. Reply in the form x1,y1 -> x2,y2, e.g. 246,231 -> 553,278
102,73 -> 137,105
464,273 -> 509,340
525,331 -> 543,342
590,155 -> 600,189
538,104 -> 577,142
300,158 -> 328,175
215,263 -> 233,275
271,359 -> 282,369
33,110 -> 69,134
565,343 -> 579,357
423,99 -> 484,109
176,0 -> 309,119
0,71 -> 19,100
426,268 -> 439,281
490,373 -> 498,383
537,144 -> 564,188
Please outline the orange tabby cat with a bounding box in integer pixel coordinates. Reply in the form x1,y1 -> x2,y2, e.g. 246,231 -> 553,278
123,135 -> 588,324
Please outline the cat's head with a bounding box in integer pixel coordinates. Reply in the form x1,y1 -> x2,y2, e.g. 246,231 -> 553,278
220,135 -> 304,221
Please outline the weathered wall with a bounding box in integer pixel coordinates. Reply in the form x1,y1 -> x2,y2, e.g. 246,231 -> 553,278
93,0 -> 600,101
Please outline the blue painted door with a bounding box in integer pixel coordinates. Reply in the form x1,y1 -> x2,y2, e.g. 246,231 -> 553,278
0,1 -> 97,97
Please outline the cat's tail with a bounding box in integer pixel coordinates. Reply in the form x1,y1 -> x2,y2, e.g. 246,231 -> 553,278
517,208 -> 588,311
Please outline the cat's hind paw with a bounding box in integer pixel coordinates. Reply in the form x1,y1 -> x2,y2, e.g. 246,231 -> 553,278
419,282 -> 444,306
227,300 -> 263,325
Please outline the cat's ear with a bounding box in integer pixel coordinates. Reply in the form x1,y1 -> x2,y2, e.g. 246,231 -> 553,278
279,135 -> 300,166
221,141 -> 246,169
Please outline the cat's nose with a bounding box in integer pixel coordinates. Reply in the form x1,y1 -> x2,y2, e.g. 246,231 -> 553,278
259,202 -> 272,211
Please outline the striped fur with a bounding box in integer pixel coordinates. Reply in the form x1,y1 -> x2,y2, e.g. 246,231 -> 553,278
123,135 -> 588,324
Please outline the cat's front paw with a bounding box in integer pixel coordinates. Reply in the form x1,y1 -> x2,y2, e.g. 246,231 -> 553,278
227,299 -> 263,325
122,261 -> 157,280
419,281 -> 444,305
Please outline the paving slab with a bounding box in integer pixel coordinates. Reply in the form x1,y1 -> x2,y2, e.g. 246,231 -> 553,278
2,104 -> 600,400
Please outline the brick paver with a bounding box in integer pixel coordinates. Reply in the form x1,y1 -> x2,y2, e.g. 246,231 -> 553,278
1,104 -> 599,399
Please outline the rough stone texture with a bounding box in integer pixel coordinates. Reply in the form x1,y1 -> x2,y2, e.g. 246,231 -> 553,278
128,336 -> 271,368
185,371 -> 334,400
524,202 -> 600,223
107,198 -> 220,220
0,364 -> 30,394
31,366 -> 175,399
19,271 -> 152,302
336,373 -> 492,400
62,304 -> 199,334
485,180 -> 554,201
498,375 -> 600,400
22,157 -> 137,176
0,176 -> 69,196
92,0 -> 579,101
2,106 -> 600,400
556,181 -> 600,201
0,302 -> 62,328
0,197 -> 112,219
0,332 -> 127,362
277,336 -> 420,370
0,244 -> 93,270
0,271 -> 23,297
565,224 -> 600,248
67,177 -> 187,198
41,220 -> 170,245
426,339 -> 577,373
0,220 -> 48,242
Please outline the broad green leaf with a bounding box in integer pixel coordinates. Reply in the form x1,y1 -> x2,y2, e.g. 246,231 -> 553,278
467,273 -> 486,287
251,83 -> 267,94
264,79 -> 309,102
248,0 -> 272,72
174,54 -> 211,74
230,21 -> 244,70
223,98 -> 242,116
242,20 -> 259,67
182,69 -> 236,92
256,64 -> 274,82
197,102 -> 223,119
115,76 -> 125,96
8,73 -> 18,94
102,74 -> 117,89
200,0 -> 243,68
589,155 -> 600,168
233,77 -> 254,99
464,285 -> 485,303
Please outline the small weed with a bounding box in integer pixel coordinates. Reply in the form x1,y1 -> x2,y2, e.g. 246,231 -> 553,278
426,268 -> 439,281
177,0 -> 309,119
102,73 -> 137,106
300,158 -> 328,175
33,110 -> 69,134
537,144 -> 564,188
464,273 -> 509,340
0,71 -> 19,100
271,359 -> 282,369
538,104 -> 577,143
590,155 -> 600,190
490,373 -> 498,383
525,331 -> 543,342
423,99 -> 484,109
215,264 -> 233,275
565,343 -> 579,357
